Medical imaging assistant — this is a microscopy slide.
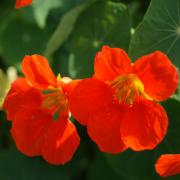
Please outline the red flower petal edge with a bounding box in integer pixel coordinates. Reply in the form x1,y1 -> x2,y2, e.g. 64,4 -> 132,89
155,154 -> 180,177
120,100 -> 168,151
15,0 -> 32,8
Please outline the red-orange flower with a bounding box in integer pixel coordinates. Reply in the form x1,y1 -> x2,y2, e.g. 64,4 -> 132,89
69,46 -> 178,153
3,55 -> 80,165
15,0 -> 32,8
155,154 -> 180,177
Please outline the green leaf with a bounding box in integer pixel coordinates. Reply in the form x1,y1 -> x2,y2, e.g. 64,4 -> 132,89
129,0 -> 180,66
0,148 -> 70,180
0,1 -> 13,54
54,1 -> 131,78
159,99 -> 180,154
87,153 -> 124,180
1,19 -> 49,68
172,82 -> 180,101
0,69 -> 8,109
45,0 -> 95,56
32,0 -> 86,28
32,0 -> 62,28
106,150 -> 157,180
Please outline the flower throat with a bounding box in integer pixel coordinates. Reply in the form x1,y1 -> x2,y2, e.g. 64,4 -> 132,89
42,87 -> 68,119
111,73 -> 151,105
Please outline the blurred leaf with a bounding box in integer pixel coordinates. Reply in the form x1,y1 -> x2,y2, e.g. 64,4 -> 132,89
0,66 -> 17,109
106,150 -> 157,180
45,0 -> 95,56
1,19 -> 49,68
32,0 -> 62,28
87,153 -> 124,180
128,1 -> 144,28
159,99 -> 180,154
129,0 -> 180,66
0,1 -> 13,54
0,148 -> 70,180
18,7 -> 37,24
172,83 -> 180,101
0,69 -> 8,109
54,1 -> 131,78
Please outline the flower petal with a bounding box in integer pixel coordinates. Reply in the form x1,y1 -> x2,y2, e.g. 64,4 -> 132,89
87,104 -> 127,154
3,79 -> 42,120
22,55 -> 57,89
155,154 -> 180,177
133,51 -> 178,101
15,0 -> 32,8
62,79 -> 80,97
42,118 -> 80,165
93,46 -> 132,81
69,78 -> 113,125
120,100 -> 168,151
11,109 -> 52,156
3,78 -> 30,120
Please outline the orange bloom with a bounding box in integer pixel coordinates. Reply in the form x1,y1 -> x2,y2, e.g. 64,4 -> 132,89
69,46 -> 178,153
3,55 -> 80,165
15,0 -> 32,8
155,154 -> 180,177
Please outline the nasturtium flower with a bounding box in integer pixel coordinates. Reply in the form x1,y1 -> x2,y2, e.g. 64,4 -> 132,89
155,154 -> 180,177
3,55 -> 80,165
69,46 -> 178,154
15,0 -> 32,8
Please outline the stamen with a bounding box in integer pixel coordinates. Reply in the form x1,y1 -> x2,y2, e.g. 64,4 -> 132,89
110,74 -> 151,105
42,87 -> 68,120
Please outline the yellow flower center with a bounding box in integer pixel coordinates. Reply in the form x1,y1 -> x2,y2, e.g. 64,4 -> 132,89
110,73 -> 151,105
42,87 -> 68,119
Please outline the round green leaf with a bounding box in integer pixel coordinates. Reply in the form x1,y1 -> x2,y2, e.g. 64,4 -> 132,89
129,0 -> 180,68
1,19 -> 49,67
0,148 -> 70,180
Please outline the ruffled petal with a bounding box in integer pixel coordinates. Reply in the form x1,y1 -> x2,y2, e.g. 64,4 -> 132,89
11,109 -> 52,156
120,100 -> 168,151
22,55 -> 57,89
3,78 -> 31,120
155,154 -> 180,177
62,79 -> 80,97
42,118 -> 80,165
87,104 -> 127,154
94,46 -> 132,81
3,80 -> 42,120
133,51 -> 178,101
69,78 -> 113,125
15,0 -> 32,8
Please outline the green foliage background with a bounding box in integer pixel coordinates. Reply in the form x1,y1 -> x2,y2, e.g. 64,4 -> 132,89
0,0 -> 180,179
